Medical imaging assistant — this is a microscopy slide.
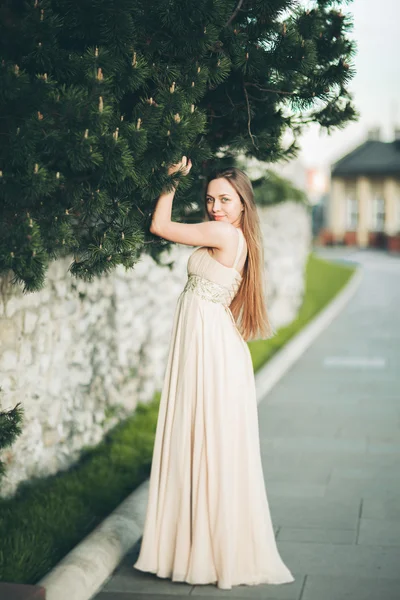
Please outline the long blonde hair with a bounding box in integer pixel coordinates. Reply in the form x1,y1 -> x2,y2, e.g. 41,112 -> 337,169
204,167 -> 273,342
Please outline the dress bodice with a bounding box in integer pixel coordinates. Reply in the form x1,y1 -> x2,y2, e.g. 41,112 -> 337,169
184,228 -> 244,307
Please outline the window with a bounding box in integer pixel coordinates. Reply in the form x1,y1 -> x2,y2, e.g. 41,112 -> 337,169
346,196 -> 358,230
371,196 -> 385,232
396,196 -> 400,232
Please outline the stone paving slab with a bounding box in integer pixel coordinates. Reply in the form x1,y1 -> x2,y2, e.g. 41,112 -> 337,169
266,382 -> 400,401
97,589 -> 304,600
101,564 -> 193,595
301,575 -> 400,600
276,527 -> 356,545
357,518 -> 400,546
97,595 -> 186,599
277,541 -> 400,579
269,437 -> 369,453
367,442 -> 400,454
265,450 -> 399,470
190,577 -> 304,598
329,465 -> 400,479
261,420 -> 342,437
264,465 -> 331,484
325,476 -> 400,498
322,487 -> 399,509
268,498 -> 360,530
362,496 -> 400,520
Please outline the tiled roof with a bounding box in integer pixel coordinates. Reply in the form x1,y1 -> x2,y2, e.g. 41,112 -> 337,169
331,140 -> 400,177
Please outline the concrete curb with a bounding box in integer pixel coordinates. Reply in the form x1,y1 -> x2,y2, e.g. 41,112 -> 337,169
38,263 -> 363,600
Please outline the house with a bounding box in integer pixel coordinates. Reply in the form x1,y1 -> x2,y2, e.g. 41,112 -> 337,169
321,127 -> 400,251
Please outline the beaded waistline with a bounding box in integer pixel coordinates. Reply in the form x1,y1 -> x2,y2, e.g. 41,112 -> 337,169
183,274 -> 229,305
183,274 -> 241,333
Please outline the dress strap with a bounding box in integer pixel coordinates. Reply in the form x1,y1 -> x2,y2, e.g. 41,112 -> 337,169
232,228 -> 244,270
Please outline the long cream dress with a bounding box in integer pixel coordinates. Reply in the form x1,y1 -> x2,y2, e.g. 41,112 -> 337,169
133,228 -> 295,590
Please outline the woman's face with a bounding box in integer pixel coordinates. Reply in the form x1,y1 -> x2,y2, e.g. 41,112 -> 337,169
206,177 -> 244,227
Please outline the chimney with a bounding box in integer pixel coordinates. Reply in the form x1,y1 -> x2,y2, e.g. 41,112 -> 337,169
367,126 -> 381,141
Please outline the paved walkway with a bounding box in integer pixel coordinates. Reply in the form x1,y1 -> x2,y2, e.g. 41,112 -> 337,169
94,248 -> 400,600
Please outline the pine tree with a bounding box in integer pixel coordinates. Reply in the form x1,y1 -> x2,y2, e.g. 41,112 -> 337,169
0,397 -> 24,485
0,0 -> 358,292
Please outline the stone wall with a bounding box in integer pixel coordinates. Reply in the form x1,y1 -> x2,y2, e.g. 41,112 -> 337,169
0,200 -> 311,498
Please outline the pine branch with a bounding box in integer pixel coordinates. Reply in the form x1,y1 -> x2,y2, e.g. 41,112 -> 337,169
244,83 -> 297,96
0,402 -> 24,450
242,80 -> 258,150
225,0 -> 245,27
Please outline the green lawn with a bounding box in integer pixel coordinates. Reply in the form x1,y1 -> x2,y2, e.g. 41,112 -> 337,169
0,252 -> 357,584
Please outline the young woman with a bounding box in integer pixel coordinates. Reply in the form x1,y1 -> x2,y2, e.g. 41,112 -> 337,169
133,157 -> 294,590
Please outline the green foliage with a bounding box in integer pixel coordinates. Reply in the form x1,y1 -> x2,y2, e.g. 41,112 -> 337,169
0,398 -> 24,485
252,169 -> 310,206
0,0 -> 358,291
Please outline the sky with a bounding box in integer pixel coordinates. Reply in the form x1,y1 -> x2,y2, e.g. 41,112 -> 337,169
297,0 -> 400,170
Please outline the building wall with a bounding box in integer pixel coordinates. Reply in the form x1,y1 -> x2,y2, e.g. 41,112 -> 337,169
0,201 -> 311,499
327,176 -> 400,246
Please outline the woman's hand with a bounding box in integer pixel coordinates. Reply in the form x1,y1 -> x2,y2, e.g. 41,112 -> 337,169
167,156 -> 192,177
152,156 -> 193,234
